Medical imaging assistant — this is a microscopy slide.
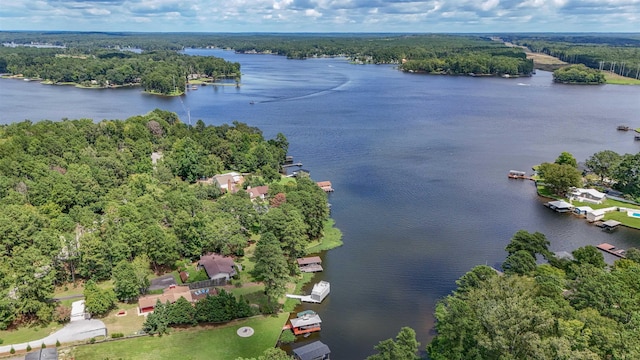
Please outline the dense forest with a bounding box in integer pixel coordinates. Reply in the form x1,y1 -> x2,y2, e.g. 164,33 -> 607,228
1,32 -> 534,77
428,230 -> 640,359
502,34 -> 640,80
553,64 -> 606,84
0,110 -> 329,329
0,47 -> 240,94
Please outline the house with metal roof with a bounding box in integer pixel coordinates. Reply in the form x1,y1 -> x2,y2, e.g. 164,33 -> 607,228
290,313 -> 322,335
197,253 -> 237,283
292,341 -> 331,360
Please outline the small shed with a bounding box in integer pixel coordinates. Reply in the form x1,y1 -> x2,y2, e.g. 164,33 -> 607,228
316,181 -> 334,192
293,341 -> 331,360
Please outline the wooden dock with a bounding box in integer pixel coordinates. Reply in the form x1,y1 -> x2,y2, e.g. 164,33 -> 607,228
282,162 -> 303,168
508,170 -> 532,180
596,243 -> 626,258
316,181 -> 334,192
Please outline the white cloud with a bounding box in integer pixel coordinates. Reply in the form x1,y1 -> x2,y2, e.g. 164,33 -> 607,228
305,8 -> 322,17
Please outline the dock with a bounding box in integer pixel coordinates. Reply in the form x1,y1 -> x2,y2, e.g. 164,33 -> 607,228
596,219 -> 622,231
618,125 -> 630,131
545,200 -> 574,213
282,162 -> 303,168
596,243 -> 626,258
316,181 -> 334,192
508,170 -> 532,180
286,281 -> 330,303
297,256 -> 323,273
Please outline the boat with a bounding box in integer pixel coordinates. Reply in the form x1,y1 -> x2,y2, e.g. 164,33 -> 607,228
249,101 -> 255,105
296,310 -> 317,318
191,85 -> 198,90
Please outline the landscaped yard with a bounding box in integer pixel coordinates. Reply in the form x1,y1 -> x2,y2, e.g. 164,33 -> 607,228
101,302 -> 147,336
69,314 -> 288,360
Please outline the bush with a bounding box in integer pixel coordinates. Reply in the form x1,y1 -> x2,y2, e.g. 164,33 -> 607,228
279,329 -> 296,344
26,344 -> 32,351
41,342 -> 46,349
89,337 -> 96,344
10,347 -> 15,354
111,332 -> 125,338
56,340 -> 61,347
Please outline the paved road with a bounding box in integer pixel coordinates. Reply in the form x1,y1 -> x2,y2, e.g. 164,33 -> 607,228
0,319 -> 106,354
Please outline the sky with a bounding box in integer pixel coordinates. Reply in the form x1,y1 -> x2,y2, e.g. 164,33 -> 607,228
0,0 -> 639,33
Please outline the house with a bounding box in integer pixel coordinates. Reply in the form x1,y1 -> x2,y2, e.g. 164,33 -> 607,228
545,200 -> 574,213
25,349 -> 58,360
297,256 -> 323,273
213,172 -> 244,193
293,341 -> 331,360
246,185 -> 269,201
197,172 -> 244,193
198,253 -> 237,283
310,281 -> 330,303
570,188 -> 607,204
138,285 -> 193,314
290,312 -> 322,335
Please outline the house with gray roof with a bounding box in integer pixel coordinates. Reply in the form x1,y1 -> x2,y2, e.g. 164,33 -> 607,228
197,253 -> 236,283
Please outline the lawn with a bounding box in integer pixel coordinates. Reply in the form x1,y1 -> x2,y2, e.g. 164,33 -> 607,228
306,219 -> 343,253
70,314 -> 288,360
0,322 -> 62,345
101,303 -> 147,336
604,72 -> 640,85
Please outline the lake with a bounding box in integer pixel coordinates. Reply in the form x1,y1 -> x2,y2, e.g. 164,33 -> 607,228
2,49 -> 640,359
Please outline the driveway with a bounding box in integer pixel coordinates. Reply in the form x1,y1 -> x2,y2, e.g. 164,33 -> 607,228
149,274 -> 177,291
0,319 -> 106,354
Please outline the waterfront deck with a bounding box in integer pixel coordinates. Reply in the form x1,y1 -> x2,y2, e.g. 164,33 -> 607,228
596,243 -> 626,258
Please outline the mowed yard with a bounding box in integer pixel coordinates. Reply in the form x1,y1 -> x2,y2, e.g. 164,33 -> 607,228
68,313 -> 288,360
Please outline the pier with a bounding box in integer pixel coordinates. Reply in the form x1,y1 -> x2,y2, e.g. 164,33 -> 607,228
596,243 -> 626,258
282,162 -> 303,168
508,170 -> 532,180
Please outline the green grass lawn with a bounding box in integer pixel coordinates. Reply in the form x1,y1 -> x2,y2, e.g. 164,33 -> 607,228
0,323 -> 62,345
70,314 -> 288,360
306,219 -> 343,253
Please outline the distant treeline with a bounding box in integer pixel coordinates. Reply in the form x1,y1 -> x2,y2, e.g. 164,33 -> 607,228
502,34 -> 640,79
0,47 -> 240,95
1,32 -> 534,76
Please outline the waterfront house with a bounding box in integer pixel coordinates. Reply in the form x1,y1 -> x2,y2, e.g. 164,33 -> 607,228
569,188 -> 607,204
195,172 -> 244,193
138,285 -> 193,314
197,253 -> 237,283
293,341 -> 331,360
297,256 -> 323,273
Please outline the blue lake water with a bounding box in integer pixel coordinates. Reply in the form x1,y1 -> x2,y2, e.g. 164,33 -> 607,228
1,49 -> 640,359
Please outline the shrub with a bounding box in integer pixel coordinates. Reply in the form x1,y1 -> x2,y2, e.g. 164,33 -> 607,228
41,342 -> 46,349
56,340 -> 61,347
10,347 -> 15,354
279,329 -> 296,344
89,337 -> 96,344
111,332 -> 125,338
26,344 -> 32,351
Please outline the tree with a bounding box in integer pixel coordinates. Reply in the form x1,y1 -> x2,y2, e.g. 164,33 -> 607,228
455,265 -> 498,294
83,280 -> 116,317
538,162 -> 582,196
572,245 -> 606,269
613,153 -> 640,199
505,230 -> 552,260
555,151 -> 578,168
367,327 -> 420,360
168,296 -> 196,326
502,250 -> 537,275
112,260 -> 140,302
131,255 -> 151,295
142,300 -> 170,335
253,232 -> 289,305
585,150 -> 621,182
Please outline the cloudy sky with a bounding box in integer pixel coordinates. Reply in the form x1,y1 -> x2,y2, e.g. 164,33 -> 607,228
1,0 -> 639,33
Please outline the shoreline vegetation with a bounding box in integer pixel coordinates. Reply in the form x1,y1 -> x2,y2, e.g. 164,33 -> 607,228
0,110 -> 342,359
